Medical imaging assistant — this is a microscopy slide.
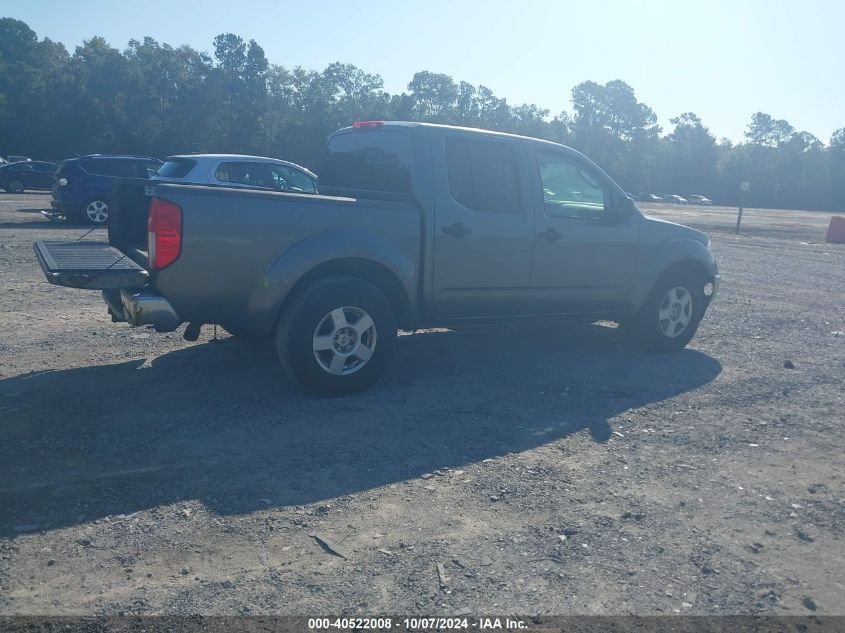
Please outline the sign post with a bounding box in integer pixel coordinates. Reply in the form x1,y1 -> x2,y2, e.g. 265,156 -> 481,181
736,181 -> 750,234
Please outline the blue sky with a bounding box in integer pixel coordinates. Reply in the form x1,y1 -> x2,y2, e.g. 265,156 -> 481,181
5,0 -> 843,143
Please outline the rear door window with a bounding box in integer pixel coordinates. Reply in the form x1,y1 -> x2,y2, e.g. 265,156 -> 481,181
445,137 -> 521,214
80,159 -> 120,176
80,159 -> 109,176
80,159 -> 154,178
320,129 -> 412,196
215,162 -> 275,188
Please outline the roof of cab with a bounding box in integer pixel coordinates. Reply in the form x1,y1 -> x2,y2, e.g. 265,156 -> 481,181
333,121 -> 624,196
336,120 -> 578,150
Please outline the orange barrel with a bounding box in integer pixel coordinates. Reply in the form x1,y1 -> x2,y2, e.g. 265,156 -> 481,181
826,216 -> 845,244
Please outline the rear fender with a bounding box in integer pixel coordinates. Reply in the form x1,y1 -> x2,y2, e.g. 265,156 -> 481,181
245,229 -> 417,333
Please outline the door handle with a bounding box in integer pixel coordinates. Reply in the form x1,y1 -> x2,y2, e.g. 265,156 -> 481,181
442,222 -> 472,239
538,227 -> 562,243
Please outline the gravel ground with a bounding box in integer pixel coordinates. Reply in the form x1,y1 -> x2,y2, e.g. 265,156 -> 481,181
0,193 -> 843,616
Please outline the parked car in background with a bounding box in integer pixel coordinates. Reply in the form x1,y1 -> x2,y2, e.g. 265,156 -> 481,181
663,194 -> 688,204
638,193 -> 664,202
687,195 -> 713,205
153,154 -> 317,193
51,155 -> 162,225
0,161 -> 58,193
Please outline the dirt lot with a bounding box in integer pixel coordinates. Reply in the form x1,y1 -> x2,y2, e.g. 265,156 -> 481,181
0,193 -> 843,616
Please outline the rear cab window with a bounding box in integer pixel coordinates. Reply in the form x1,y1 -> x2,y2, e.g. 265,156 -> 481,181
319,128 -> 412,198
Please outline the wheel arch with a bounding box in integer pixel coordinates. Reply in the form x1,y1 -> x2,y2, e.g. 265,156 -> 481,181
244,229 -> 419,335
281,258 -> 412,330
630,239 -> 717,313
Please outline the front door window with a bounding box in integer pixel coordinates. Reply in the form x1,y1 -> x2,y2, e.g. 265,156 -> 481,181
537,151 -> 607,220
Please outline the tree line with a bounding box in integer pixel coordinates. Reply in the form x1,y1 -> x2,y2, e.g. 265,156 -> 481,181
2,17 -> 843,210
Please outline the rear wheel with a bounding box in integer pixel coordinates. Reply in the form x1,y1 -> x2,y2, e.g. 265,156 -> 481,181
6,179 -> 25,193
276,276 -> 396,395
633,269 -> 706,353
82,198 -> 109,225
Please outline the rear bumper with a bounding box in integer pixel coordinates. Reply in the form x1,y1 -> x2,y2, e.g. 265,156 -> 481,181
103,289 -> 182,332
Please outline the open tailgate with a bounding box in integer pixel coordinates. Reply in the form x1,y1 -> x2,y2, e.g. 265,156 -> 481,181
33,240 -> 148,290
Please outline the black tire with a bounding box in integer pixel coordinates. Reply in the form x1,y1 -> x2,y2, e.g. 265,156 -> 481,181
6,179 -> 25,193
633,268 -> 706,353
80,198 -> 109,225
275,276 -> 397,395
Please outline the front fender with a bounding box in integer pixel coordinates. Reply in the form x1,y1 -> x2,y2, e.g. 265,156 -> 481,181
245,228 -> 418,333
629,238 -> 718,312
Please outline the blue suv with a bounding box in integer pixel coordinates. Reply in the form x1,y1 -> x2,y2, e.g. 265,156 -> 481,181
52,155 -> 162,225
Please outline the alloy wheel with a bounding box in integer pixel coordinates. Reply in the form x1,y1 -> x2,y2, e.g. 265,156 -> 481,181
85,200 -> 109,224
658,286 -> 693,338
312,306 -> 377,375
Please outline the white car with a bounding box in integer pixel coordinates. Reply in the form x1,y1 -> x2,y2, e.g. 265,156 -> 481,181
153,154 -> 317,194
687,195 -> 713,205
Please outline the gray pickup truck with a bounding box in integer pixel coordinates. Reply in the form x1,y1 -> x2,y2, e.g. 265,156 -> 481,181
34,121 -> 718,394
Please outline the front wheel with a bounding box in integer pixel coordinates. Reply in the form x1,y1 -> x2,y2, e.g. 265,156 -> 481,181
633,269 -> 706,353
276,276 -> 397,395
6,179 -> 25,193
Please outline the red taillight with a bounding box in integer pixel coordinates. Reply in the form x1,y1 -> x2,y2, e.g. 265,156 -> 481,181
352,120 -> 385,128
148,197 -> 182,270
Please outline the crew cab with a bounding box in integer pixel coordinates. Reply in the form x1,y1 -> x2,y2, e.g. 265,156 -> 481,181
33,121 -> 719,395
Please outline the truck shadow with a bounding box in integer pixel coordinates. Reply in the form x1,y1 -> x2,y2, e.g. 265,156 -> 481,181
0,324 -> 721,536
